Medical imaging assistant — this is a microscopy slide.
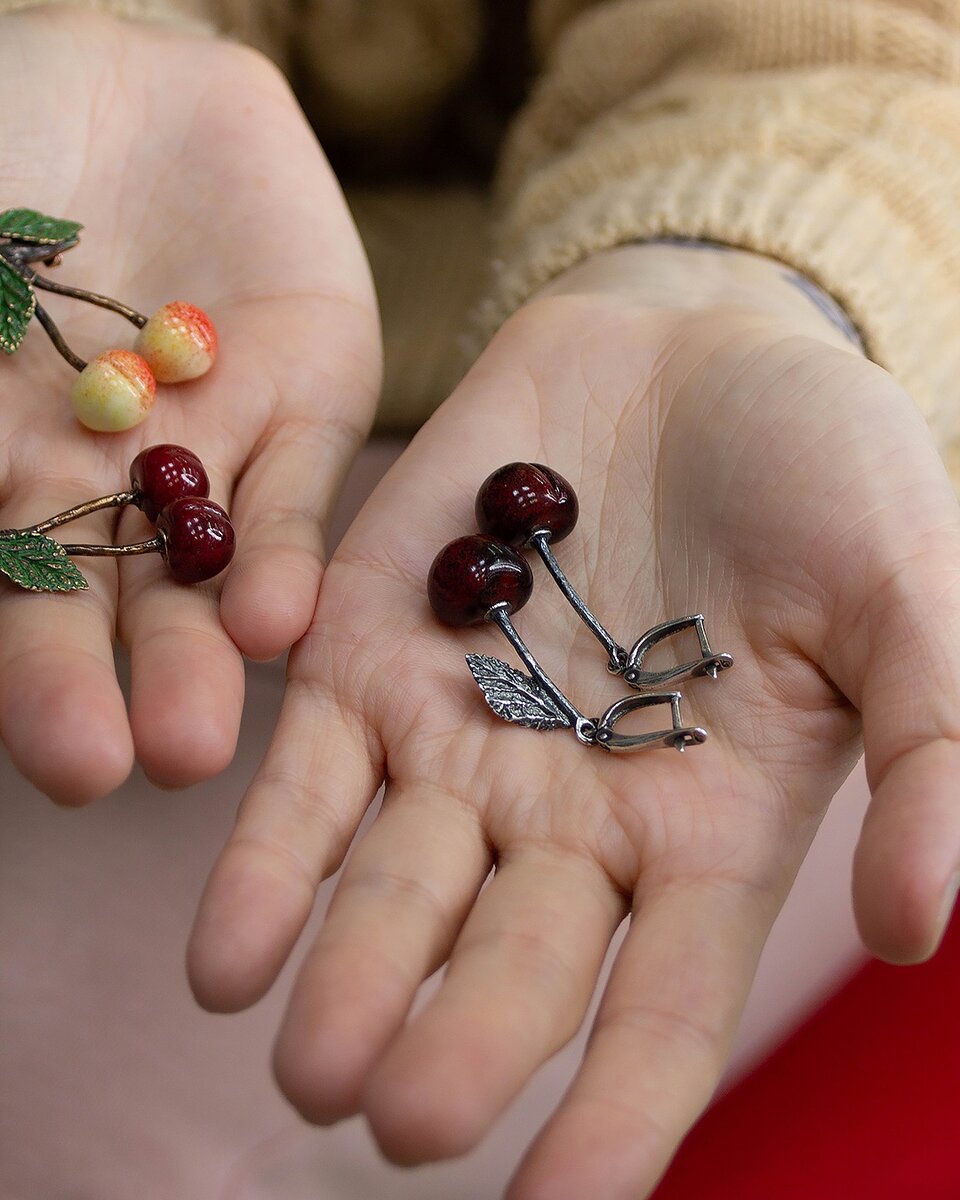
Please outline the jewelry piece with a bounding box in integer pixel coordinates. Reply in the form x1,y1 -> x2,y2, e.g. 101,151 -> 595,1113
428,534 -> 707,752
475,463 -> 732,686
0,208 -> 217,432
0,445 -> 234,592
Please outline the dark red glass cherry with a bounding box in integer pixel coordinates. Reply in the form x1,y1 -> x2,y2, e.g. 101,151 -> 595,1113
130,444 -> 209,522
475,462 -> 579,547
428,534 -> 533,626
156,497 -> 236,584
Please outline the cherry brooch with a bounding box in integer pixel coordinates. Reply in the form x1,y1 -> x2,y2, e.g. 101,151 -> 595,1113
476,463 -> 732,685
428,464 -> 734,754
0,208 -> 217,432
0,444 -> 235,592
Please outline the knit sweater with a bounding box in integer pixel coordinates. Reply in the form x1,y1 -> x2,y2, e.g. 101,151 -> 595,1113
5,0 -> 960,471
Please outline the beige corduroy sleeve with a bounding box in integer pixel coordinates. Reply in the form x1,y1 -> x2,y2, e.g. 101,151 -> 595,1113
493,0 -> 960,474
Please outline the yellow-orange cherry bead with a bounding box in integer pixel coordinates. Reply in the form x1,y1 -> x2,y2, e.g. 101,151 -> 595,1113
71,350 -> 157,433
134,301 -> 218,384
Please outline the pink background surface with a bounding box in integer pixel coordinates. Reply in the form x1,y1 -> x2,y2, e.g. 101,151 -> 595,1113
0,442 -> 871,1198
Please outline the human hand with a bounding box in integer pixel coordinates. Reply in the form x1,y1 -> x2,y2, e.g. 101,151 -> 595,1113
0,8 -> 379,803
189,242 -> 960,1198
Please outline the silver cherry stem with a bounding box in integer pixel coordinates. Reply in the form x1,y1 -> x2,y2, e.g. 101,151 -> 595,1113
485,602 -> 596,742
528,531 -> 628,673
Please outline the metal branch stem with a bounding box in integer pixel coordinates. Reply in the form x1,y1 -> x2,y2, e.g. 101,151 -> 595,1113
487,604 -> 584,729
59,536 -> 160,557
32,301 -> 86,372
28,270 -> 147,328
0,238 -> 79,266
529,532 -> 627,672
28,491 -> 136,535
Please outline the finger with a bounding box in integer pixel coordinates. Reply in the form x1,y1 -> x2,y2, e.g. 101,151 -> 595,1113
273,780 -> 491,1124
826,524 -> 960,963
187,663 -> 384,1012
219,305 -> 380,662
506,875 -> 774,1200
219,415 -> 356,662
362,845 -> 625,1165
114,487 -> 245,788
0,478 -> 132,804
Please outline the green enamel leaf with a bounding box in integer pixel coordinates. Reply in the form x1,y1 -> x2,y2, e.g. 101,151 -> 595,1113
0,208 -> 83,245
0,530 -> 89,593
0,259 -> 35,354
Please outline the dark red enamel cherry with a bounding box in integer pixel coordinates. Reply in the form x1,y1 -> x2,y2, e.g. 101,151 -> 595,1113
475,462 -> 579,547
156,497 -> 236,584
428,534 -> 533,626
130,444 -> 209,522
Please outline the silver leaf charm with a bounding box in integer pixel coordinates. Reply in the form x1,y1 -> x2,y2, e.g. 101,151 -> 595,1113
465,653 -> 572,730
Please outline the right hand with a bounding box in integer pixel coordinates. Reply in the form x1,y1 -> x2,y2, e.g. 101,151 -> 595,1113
190,243 -> 960,1198
0,6 -> 380,803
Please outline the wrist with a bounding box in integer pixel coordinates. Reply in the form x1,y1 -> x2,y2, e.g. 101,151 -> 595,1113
533,241 -> 865,354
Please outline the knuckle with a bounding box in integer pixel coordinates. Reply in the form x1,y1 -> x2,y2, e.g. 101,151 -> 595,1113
597,997 -> 725,1074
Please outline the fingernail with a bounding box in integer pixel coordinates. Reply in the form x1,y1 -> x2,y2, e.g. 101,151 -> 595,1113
937,871 -> 960,939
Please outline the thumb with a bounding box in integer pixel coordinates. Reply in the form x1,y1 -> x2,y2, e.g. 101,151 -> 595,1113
821,473 -> 960,964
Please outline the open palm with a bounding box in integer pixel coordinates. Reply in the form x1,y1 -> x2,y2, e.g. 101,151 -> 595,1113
190,258 -> 960,1195
0,8 -> 379,803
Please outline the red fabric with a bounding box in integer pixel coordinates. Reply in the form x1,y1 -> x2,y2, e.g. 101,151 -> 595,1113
653,911 -> 960,1200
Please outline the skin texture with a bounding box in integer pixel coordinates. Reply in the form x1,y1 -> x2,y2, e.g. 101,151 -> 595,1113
0,8 -> 379,802
187,243 -> 960,1198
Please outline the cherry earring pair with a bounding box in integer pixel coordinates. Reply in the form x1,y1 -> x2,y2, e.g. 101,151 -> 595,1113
428,463 -> 732,753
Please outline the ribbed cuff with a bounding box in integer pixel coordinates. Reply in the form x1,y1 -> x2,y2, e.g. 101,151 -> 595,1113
485,151 -> 960,451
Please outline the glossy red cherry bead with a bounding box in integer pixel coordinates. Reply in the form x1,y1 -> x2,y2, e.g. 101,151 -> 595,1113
475,462 -> 579,547
428,534 -> 533,627
130,444 -> 210,522
156,497 -> 235,584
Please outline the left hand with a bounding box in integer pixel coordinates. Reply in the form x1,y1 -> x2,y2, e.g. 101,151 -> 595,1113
0,9 -> 380,803
188,242 -> 960,1198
